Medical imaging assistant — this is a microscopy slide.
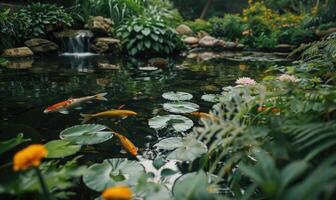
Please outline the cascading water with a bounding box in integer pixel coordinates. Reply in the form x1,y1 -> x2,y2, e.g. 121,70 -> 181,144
55,30 -> 99,70
58,30 -> 95,56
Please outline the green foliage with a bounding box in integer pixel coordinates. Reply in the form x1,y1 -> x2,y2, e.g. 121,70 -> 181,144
0,134 -> 30,155
0,8 -> 15,50
209,15 -> 244,40
185,19 -> 213,34
117,15 -> 182,56
87,0 -> 145,25
146,0 -> 183,27
14,3 -> 73,40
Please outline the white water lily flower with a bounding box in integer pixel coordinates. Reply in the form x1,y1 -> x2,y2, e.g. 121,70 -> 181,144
235,77 -> 257,86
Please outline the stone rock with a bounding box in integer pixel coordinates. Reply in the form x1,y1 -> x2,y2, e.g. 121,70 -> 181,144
275,44 -> 294,52
184,37 -> 199,45
236,43 -> 245,50
24,38 -> 59,54
88,16 -> 113,35
148,57 -> 168,68
223,41 -> 237,49
316,27 -> 336,37
176,24 -> 193,36
2,47 -> 34,57
199,36 -> 220,48
53,30 -> 93,39
90,37 -> 120,54
197,31 -> 210,39
7,58 -> 34,69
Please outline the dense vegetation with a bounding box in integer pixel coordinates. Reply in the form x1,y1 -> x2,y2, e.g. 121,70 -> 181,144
1,0 -> 336,200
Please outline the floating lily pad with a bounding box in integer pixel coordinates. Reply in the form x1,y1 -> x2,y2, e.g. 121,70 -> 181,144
83,158 -> 145,191
154,136 -> 207,162
45,140 -> 81,158
201,94 -> 221,103
60,124 -> 113,145
163,102 -> 199,114
162,91 -> 193,101
139,66 -> 158,71
148,115 -> 194,132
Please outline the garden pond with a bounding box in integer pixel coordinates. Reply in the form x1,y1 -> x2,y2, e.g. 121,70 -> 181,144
0,52 -> 289,199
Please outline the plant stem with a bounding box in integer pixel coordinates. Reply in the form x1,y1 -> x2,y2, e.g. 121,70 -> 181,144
34,167 -> 52,200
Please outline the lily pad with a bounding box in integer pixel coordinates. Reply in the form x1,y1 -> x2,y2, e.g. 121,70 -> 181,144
154,136 -> 207,162
45,140 -> 81,158
148,115 -> 194,132
163,102 -> 199,114
162,91 -> 193,101
201,94 -> 221,103
59,124 -> 113,145
83,158 -> 145,191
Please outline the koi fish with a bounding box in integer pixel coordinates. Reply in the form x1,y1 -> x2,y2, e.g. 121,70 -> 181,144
114,132 -> 138,156
80,109 -> 138,123
43,93 -> 108,114
190,112 -> 219,121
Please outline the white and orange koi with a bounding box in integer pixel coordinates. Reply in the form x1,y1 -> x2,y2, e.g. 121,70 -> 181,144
43,93 -> 108,114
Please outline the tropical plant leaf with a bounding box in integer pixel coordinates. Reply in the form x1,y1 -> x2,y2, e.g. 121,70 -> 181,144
0,133 -> 30,155
59,124 -> 113,145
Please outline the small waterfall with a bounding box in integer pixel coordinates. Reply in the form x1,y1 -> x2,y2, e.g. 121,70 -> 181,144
57,30 -> 96,56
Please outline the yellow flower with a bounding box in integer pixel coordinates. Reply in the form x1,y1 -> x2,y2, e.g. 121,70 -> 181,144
102,186 -> 132,200
13,144 -> 48,171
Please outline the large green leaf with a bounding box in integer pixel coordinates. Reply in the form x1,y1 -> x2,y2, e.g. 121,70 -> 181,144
45,140 -> 81,158
148,115 -> 194,132
83,158 -> 145,192
0,133 -> 30,155
163,102 -> 199,114
162,91 -> 193,101
154,136 -> 207,162
59,124 -> 113,145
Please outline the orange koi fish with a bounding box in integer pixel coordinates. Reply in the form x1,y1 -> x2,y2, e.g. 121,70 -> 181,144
190,112 -> 219,121
43,93 -> 108,114
80,109 -> 138,123
114,132 -> 138,156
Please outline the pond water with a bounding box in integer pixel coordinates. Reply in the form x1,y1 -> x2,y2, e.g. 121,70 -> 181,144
0,53 -> 284,163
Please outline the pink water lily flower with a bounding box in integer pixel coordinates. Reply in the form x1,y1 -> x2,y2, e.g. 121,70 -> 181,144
235,77 -> 257,86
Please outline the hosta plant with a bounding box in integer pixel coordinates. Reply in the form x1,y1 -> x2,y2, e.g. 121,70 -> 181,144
117,15 -> 182,56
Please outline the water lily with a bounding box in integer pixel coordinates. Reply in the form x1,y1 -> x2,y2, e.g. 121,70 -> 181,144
235,77 -> 256,86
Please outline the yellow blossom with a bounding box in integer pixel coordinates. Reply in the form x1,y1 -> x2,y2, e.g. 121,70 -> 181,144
13,144 -> 48,171
102,186 -> 132,200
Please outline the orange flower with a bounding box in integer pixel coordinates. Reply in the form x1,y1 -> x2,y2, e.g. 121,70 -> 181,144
102,186 -> 132,200
13,144 -> 48,171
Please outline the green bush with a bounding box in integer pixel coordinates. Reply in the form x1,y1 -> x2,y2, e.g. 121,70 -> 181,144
0,8 -> 16,50
279,28 -> 316,45
88,0 -> 145,26
117,15 -> 182,56
209,15 -> 244,41
185,19 -> 212,34
145,0 -> 183,27
254,32 -> 279,49
14,3 -> 73,40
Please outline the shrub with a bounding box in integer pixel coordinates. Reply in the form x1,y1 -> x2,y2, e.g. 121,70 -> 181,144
145,0 -> 183,27
209,15 -> 244,41
0,8 -> 15,50
117,15 -> 182,56
185,19 -> 212,34
88,0 -> 145,26
14,3 -> 73,40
